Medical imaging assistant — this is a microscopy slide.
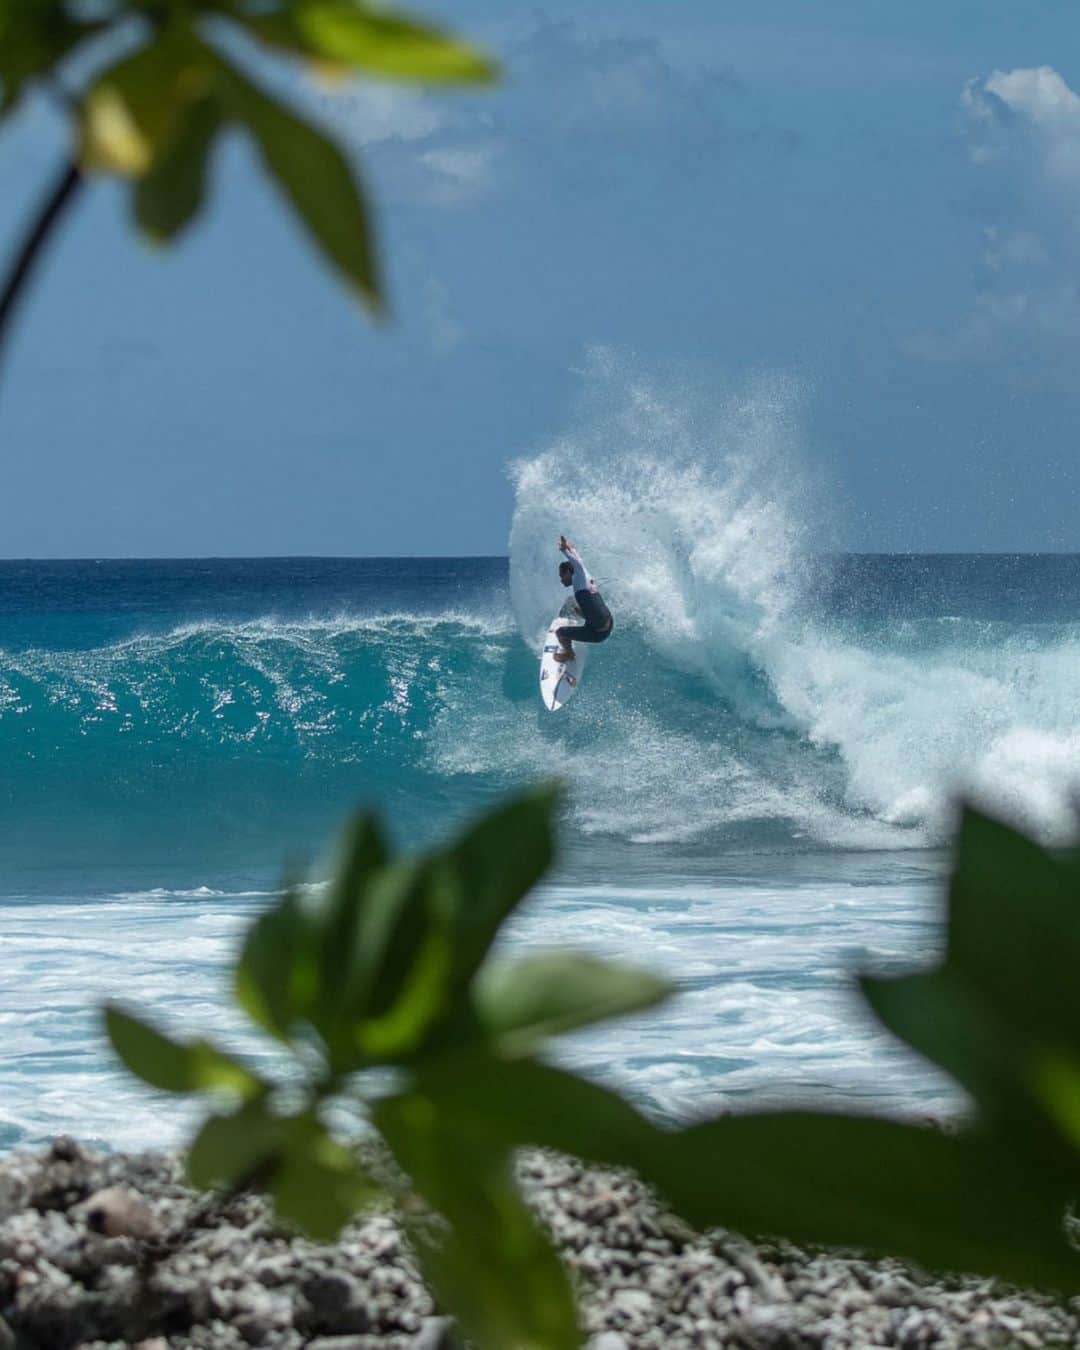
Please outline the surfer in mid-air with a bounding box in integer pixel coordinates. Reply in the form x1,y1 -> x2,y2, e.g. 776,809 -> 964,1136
554,535 -> 614,662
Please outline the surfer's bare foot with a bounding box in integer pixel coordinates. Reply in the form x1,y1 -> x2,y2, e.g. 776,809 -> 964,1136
554,649 -> 575,663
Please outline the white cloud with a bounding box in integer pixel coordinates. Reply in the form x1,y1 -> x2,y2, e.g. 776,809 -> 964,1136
416,145 -> 499,206
331,85 -> 450,147
981,226 -> 1049,272
314,80 -> 498,209
422,278 -> 465,355
906,65 -> 1080,379
964,65 -> 1080,185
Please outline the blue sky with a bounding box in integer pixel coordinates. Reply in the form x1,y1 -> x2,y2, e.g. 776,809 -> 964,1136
2,0 -> 1080,555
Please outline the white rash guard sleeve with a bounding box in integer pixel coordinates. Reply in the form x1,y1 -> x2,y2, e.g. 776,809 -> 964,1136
563,545 -> 597,594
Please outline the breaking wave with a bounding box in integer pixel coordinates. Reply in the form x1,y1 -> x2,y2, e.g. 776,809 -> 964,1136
4,360 -> 1080,856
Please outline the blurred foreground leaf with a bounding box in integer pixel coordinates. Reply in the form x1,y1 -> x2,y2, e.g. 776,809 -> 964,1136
271,1113 -> 380,1239
235,886 -> 319,1044
105,1005 -> 263,1098
80,28 -> 213,176
475,950 -> 672,1055
316,782 -> 562,1068
647,804 -> 1080,1293
377,1095 -> 580,1350
212,47 -> 381,307
444,783 -> 561,988
134,93 -> 223,242
649,1111 -> 1080,1292
864,806 -> 1080,1169
189,1098 -> 378,1238
0,0 -> 498,374
188,1095 -> 283,1189
0,3 -> 104,120
384,1053 -> 663,1171
250,2 -> 497,82
947,807 -> 1080,1045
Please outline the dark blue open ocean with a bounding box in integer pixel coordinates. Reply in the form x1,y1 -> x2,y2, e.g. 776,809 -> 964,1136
5,547 -> 1080,1151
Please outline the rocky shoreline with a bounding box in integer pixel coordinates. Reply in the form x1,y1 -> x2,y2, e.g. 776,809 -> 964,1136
0,1137 -> 1077,1349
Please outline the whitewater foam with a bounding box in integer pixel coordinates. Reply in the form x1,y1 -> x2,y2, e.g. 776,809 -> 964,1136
0,858 -> 959,1149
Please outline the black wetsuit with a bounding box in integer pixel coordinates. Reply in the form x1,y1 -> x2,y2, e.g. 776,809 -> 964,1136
556,545 -> 614,646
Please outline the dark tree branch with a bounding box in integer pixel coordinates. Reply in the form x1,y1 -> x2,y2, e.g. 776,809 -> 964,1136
0,158 -> 84,381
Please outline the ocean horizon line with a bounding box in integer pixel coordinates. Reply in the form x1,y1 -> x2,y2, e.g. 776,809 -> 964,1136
2,549 -> 1080,564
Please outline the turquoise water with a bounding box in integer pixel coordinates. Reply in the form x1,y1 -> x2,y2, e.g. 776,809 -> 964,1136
5,546 -> 1080,1150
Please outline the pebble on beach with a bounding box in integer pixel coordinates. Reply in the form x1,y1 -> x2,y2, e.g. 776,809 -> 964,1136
1,1137 -> 1078,1349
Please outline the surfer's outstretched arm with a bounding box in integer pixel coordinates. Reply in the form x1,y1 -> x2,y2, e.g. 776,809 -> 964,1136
558,536 -> 593,593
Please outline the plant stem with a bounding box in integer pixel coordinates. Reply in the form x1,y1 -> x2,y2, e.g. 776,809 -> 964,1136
0,158 -> 84,382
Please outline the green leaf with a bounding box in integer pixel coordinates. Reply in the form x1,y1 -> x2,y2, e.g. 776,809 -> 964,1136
297,2 -> 497,83
402,1054 -> 663,1172
1033,1049 -> 1080,1153
862,808 -> 1080,1180
241,2 -> 496,84
79,28 -> 214,176
861,968 -> 1031,1119
443,783 -> 561,992
869,972 -> 1080,1182
863,965 -> 1080,1169
105,1004 -> 262,1097
347,856 -> 459,1062
337,786 -> 561,1064
946,805 -> 1080,1047
310,812 -> 391,1053
405,1185 -> 578,1350
135,92 -> 222,241
649,1111 -> 1080,1292
312,787 -> 560,1066
376,1096 -> 579,1350
293,846 -> 460,1070
0,3 -> 102,120
191,1104 -> 377,1238
271,1114 -> 379,1239
211,48 -> 381,308
475,951 -> 673,1054
235,886 -> 320,1044
187,1095 -> 283,1190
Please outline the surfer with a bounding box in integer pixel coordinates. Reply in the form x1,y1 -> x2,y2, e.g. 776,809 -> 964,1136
554,536 -> 613,662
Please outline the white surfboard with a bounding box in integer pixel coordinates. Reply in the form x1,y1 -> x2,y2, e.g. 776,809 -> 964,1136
539,614 -> 588,711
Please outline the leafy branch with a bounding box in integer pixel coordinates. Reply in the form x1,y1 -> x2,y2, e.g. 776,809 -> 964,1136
106,786 -> 671,1349
107,791 -> 1080,1347
0,0 -> 497,376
